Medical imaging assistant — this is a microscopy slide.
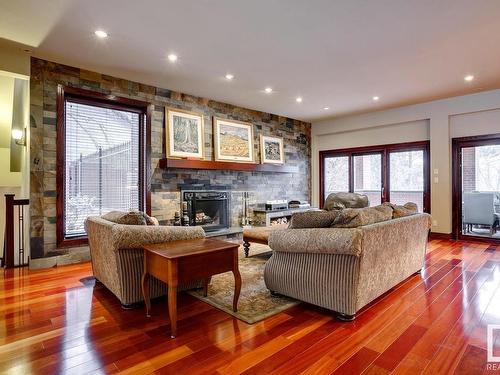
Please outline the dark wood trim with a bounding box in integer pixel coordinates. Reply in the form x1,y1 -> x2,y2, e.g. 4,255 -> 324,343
451,132 -> 500,144
56,85 -> 68,247
381,150 -> 387,203
428,232 -> 500,246
423,144 -> 431,214
60,85 -> 152,110
319,140 -> 430,157
144,105 -> 153,215
451,133 -> 500,243
56,85 -> 152,248
3,194 -> 15,268
159,158 -> 299,173
319,150 -> 325,209
2,194 -> 30,268
456,234 -> 500,244
319,140 -> 430,211
451,136 -> 460,241
57,236 -> 89,248
348,153 -> 354,197
429,232 -> 453,240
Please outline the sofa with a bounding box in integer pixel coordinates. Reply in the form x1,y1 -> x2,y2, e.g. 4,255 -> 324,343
85,213 -> 205,307
264,203 -> 431,320
243,192 -> 370,257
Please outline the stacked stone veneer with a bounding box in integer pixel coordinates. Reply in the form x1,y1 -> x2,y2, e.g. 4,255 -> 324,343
30,58 -> 311,258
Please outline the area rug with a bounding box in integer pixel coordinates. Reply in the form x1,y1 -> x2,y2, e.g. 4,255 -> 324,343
188,243 -> 300,324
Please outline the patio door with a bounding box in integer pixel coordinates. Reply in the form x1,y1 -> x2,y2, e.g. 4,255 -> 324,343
452,134 -> 500,241
320,141 -> 430,211
353,153 -> 383,206
388,149 -> 427,212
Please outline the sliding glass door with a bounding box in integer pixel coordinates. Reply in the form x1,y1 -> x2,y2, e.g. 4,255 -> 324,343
353,153 -> 382,206
320,141 -> 430,212
389,150 -> 425,211
452,134 -> 500,241
323,155 -> 350,196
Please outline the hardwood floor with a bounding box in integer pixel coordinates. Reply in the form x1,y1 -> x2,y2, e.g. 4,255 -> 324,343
1,239 -> 499,374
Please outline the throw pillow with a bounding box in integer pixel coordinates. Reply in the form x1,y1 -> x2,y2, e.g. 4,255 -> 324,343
142,213 -> 159,226
289,210 -> 340,229
324,192 -> 369,211
331,204 -> 393,228
101,210 -> 147,225
382,202 -> 419,218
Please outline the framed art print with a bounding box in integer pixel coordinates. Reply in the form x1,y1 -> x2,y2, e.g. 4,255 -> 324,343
260,135 -> 284,164
213,117 -> 254,163
166,108 -> 204,159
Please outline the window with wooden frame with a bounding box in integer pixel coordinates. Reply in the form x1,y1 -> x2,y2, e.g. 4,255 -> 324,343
319,141 -> 430,212
56,85 -> 152,247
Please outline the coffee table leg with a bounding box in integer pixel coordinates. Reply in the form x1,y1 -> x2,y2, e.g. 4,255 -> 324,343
232,269 -> 242,312
168,284 -> 177,338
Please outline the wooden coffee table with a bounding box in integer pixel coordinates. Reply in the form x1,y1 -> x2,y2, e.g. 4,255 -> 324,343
141,238 -> 241,338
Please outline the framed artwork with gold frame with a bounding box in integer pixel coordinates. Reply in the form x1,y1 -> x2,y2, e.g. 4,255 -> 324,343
213,117 -> 254,163
166,108 -> 204,159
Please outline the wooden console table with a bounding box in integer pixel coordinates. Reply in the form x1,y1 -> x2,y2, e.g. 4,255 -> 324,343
141,238 -> 241,338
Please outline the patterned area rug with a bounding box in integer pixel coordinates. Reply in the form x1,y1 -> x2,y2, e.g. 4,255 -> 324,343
188,243 -> 300,324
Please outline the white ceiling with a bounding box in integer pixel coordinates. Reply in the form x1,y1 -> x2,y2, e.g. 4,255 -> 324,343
1,0 -> 500,122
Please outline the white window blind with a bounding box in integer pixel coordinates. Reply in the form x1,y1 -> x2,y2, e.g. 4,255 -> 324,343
64,100 -> 141,238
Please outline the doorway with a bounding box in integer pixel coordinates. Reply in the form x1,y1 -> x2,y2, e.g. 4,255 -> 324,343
452,134 -> 500,241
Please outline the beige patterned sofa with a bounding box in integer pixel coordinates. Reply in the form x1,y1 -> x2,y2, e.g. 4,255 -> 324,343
243,192 -> 369,257
264,207 -> 431,320
85,215 -> 205,307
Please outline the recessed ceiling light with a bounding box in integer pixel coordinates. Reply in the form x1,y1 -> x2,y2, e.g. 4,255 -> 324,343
323,107 -> 330,110
225,74 -> 234,80
464,75 -> 474,82
264,87 -> 273,93
94,30 -> 108,38
372,96 -> 380,101
296,97 -> 303,103
167,54 -> 178,62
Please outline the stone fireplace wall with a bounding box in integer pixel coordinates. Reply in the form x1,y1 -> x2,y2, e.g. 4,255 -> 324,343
30,58 -> 311,258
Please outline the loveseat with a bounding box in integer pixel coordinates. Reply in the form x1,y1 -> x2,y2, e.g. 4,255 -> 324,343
85,212 -> 205,307
264,203 -> 431,320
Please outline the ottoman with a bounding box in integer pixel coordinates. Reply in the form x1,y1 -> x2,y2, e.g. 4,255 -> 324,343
242,224 -> 287,257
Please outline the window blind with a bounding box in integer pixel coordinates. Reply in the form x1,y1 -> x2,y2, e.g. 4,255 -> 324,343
64,100 -> 140,237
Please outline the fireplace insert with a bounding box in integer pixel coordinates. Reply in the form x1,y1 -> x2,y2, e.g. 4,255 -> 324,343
182,190 -> 230,232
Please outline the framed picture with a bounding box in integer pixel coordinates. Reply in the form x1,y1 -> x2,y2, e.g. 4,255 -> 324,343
213,117 -> 254,163
260,135 -> 284,164
166,108 -> 204,159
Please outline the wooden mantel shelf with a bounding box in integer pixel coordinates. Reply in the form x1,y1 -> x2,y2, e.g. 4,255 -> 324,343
159,158 -> 299,173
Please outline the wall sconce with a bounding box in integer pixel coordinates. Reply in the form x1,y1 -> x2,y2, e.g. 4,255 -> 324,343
12,128 -> 26,146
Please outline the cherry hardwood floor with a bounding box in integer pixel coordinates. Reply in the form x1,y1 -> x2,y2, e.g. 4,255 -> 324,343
1,239 -> 499,374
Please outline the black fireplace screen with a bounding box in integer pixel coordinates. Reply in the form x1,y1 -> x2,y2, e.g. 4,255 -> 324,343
182,191 -> 230,232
